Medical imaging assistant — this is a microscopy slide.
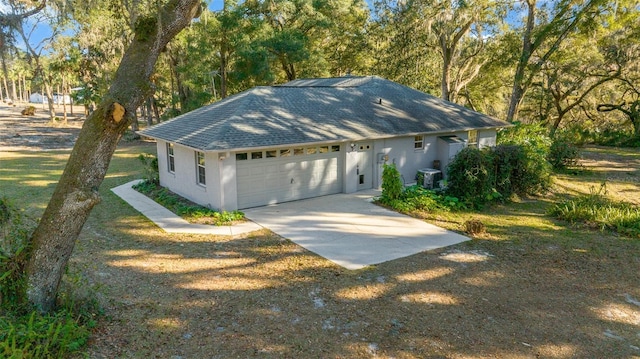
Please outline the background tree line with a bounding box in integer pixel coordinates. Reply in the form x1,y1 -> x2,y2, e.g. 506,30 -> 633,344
1,0 -> 638,141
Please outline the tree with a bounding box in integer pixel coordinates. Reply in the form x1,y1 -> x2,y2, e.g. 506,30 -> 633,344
595,6 -> 640,137
506,0 -> 606,123
528,34 -> 620,136
25,0 -> 202,313
372,0 -> 502,102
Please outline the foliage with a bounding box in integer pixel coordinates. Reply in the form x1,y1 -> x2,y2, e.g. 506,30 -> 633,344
380,163 -> 403,203
445,129 -> 554,208
548,138 -> 580,170
0,308 -> 95,358
1,198 -> 96,357
380,185 -> 465,213
549,183 -> 640,238
0,198 -> 32,309
444,147 -> 495,208
137,153 -> 159,184
133,181 -> 244,225
497,122 -> 553,192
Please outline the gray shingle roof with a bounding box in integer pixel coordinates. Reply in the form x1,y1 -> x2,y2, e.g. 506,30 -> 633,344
139,76 -> 509,151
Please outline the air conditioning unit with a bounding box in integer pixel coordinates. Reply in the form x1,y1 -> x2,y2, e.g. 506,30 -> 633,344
417,168 -> 443,189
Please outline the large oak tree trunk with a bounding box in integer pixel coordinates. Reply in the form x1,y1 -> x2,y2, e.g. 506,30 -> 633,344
507,0 -> 535,123
25,0 -> 201,313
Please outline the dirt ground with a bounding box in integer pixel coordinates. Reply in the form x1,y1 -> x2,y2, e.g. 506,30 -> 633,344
2,106 -> 639,358
0,102 -> 85,151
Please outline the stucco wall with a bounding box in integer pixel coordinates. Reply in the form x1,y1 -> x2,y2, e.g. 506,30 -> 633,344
369,136 -> 438,188
156,140 -> 221,210
155,128 -> 499,209
478,129 -> 497,148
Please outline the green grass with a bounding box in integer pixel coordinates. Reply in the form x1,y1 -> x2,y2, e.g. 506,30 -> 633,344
0,143 -> 639,357
0,143 -> 155,358
548,184 -> 640,238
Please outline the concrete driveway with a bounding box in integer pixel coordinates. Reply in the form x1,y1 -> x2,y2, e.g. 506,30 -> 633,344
243,190 -> 469,270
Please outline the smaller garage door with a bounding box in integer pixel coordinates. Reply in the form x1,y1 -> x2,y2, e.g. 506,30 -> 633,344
236,144 -> 343,209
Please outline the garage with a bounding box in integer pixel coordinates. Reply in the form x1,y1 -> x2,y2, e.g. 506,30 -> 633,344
235,144 -> 343,209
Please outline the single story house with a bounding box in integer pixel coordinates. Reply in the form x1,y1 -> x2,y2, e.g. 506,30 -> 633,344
139,76 -> 509,210
29,92 -> 72,104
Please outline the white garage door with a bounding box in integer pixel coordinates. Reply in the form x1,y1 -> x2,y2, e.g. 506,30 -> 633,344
236,144 -> 343,209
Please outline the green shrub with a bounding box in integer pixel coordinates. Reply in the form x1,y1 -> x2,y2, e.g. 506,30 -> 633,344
548,138 -> 580,170
498,122 -> 552,194
0,308 -> 94,358
488,145 -> 524,198
381,163 -> 403,203
548,183 -> 640,237
445,147 -> 494,208
1,198 -> 96,358
1,197 -> 32,309
137,153 -> 159,184
379,185 -> 465,213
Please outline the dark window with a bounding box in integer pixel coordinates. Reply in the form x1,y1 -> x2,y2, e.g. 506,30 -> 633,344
196,151 -> 206,186
414,136 -> 423,149
236,153 -> 248,160
167,143 -> 175,173
251,151 -> 263,159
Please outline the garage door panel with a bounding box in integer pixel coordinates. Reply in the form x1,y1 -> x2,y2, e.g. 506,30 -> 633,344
237,146 -> 343,209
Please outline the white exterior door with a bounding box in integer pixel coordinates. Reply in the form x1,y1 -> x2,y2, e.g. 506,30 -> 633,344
236,144 -> 343,209
356,143 -> 373,191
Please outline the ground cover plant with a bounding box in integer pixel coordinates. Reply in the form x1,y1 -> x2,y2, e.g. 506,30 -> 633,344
1,197 -> 96,358
132,180 -> 245,225
132,152 -> 245,225
549,183 -> 640,238
1,112 -> 639,358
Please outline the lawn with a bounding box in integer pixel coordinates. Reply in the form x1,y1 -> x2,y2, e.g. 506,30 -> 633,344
1,143 -> 639,358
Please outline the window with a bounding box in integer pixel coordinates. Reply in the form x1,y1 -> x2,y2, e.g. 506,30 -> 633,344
294,148 -> 304,156
468,130 -> 478,148
280,149 -> 291,157
414,135 -> 424,149
251,151 -> 263,159
319,146 -> 329,153
236,153 -> 248,160
196,151 -> 206,186
166,143 -> 175,173
330,145 -> 340,152
266,150 -> 277,158
306,147 -> 317,155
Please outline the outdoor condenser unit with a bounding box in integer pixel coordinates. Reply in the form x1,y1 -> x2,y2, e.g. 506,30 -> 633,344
417,168 -> 443,189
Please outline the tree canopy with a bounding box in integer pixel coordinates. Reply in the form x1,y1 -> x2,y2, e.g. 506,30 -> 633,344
3,0 -> 638,138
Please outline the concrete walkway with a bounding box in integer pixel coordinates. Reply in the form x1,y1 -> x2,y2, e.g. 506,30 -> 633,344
112,180 -> 469,269
111,180 -> 262,236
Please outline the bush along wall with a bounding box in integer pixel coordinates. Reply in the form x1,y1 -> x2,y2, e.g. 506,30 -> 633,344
445,144 -> 552,208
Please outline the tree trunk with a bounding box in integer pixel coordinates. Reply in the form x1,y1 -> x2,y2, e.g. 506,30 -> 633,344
62,79 -> 68,124
25,0 -> 202,313
146,97 -> 153,126
152,96 -> 161,122
507,0 -> 536,123
43,77 -> 56,121
11,78 -> 17,102
440,43 -> 452,102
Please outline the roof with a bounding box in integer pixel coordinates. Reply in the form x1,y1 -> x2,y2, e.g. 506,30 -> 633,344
139,76 -> 509,151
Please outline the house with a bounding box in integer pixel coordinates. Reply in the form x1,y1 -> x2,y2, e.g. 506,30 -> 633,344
138,76 -> 509,210
29,92 -> 72,104
29,92 -> 45,103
